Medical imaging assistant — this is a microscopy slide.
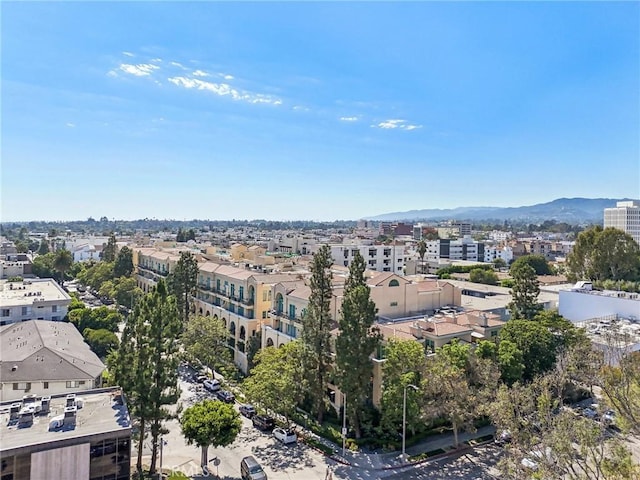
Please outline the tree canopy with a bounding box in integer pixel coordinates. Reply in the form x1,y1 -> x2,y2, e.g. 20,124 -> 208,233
508,262 -> 541,320
567,226 -> 640,282
180,400 -> 241,468
182,315 -> 230,374
510,254 -> 552,276
168,251 -> 199,325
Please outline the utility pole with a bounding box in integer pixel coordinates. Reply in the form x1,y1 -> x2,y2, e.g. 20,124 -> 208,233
342,391 -> 347,456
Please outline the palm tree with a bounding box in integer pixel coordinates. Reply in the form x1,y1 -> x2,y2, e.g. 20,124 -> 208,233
53,249 -> 73,286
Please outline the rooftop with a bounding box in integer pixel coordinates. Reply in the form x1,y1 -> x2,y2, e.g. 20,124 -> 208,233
0,387 -> 131,454
0,279 -> 71,307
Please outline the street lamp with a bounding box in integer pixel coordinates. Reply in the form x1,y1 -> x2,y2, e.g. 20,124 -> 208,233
402,384 -> 419,461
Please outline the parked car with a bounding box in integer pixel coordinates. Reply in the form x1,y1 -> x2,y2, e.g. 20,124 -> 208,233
216,389 -> 235,403
252,415 -> 275,431
240,455 -> 267,480
602,409 -> 617,427
273,427 -> 297,445
239,404 -> 257,418
203,379 -> 221,392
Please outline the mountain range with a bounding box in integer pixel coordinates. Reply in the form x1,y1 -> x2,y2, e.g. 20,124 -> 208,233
366,198 -> 636,224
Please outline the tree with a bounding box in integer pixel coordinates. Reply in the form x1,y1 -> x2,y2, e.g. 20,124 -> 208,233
335,251 -> 382,438
301,244 -> 334,423
508,262 -> 541,320
510,255 -> 552,276
32,252 -> 56,278
497,340 -> 525,385
101,233 -> 117,262
417,240 -> 427,274
111,276 -> 143,308
83,328 -> 119,358
180,400 -> 241,468
469,268 -> 499,285
422,353 -> 474,448
243,342 -> 306,425
68,306 -> 122,334
567,226 -> 640,282
114,246 -> 134,277
168,251 -> 199,325
182,315 -> 230,374
379,338 -> 425,437
53,249 -> 73,285
112,280 -> 181,477
37,239 -> 50,255
77,261 -> 114,292
601,352 -> 640,434
491,372 -> 638,480
499,320 -> 556,381
492,258 -> 507,269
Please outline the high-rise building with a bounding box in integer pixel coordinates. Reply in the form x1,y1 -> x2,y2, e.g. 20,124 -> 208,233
604,201 -> 640,245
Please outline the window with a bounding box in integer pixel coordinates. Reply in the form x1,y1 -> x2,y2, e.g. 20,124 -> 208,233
390,301 -> 398,307
52,305 -> 58,313
262,311 -> 267,319
239,286 -> 244,300
66,381 -> 80,388
44,382 -> 49,389
491,330 -> 498,337
1,309 -> 9,317
389,279 -> 400,287
13,382 -> 30,390
21,306 -> 28,315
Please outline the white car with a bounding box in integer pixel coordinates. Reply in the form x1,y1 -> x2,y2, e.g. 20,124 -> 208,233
273,427 -> 297,445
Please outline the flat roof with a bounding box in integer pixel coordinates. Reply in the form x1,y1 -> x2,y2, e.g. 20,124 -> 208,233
0,279 -> 71,307
0,388 -> 131,454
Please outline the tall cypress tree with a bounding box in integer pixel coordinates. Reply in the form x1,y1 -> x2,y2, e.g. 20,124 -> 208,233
335,251 -> 381,438
301,244 -> 334,423
102,233 -> 117,262
168,251 -> 199,325
112,280 -> 181,478
508,262 -> 542,320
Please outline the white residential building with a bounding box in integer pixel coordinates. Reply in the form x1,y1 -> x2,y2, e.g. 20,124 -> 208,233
604,200 -> 640,245
426,236 -> 485,262
484,245 -> 514,264
314,244 -> 405,274
0,279 -> 71,325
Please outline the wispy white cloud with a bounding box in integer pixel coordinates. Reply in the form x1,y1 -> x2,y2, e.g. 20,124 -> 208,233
340,116 -> 359,122
170,61 -> 185,69
119,63 -> 160,76
193,70 -> 209,77
372,119 -> 422,130
293,105 -> 310,112
122,51 -> 134,57
66,123 -> 76,128
151,58 -> 162,63
222,74 -> 234,80
167,76 -> 282,105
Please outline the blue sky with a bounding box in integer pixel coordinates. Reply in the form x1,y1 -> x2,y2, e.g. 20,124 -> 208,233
2,2 -> 639,221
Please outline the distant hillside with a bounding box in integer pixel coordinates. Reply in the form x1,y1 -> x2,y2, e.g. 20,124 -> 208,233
366,198 -> 635,223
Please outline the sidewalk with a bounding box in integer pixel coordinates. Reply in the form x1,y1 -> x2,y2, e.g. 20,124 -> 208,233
302,424 -> 496,471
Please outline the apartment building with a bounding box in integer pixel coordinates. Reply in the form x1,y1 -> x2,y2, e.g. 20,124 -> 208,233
0,279 -> 71,326
0,387 -> 131,480
314,244 -> 405,274
192,261 -> 297,372
0,321 -> 105,402
426,236 -> 485,262
483,245 -> 514,264
262,271 -> 461,349
1,254 -> 33,279
604,200 -> 640,245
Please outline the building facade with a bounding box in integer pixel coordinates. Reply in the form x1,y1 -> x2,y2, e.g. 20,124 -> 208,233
604,200 -> 640,245
0,279 -> 71,326
0,388 -> 131,480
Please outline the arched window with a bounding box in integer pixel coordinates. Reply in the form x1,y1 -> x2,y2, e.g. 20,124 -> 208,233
230,321 -> 236,335
240,326 -> 246,340
267,338 -> 274,347
389,279 -> 400,287
248,285 -> 255,302
222,317 -> 227,328
199,308 -> 203,315
205,311 -> 210,317
213,314 -> 218,321
276,293 -> 284,314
